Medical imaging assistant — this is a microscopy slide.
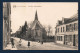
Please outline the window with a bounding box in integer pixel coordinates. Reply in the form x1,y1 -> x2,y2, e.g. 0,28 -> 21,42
35,31 -> 38,37
56,28 -> 57,33
57,36 -> 58,41
69,35 -> 72,42
59,36 -> 61,41
58,36 -> 60,41
74,23 -> 75,30
61,36 -> 62,41
61,27 -> 62,32
58,28 -> 59,32
74,23 -> 78,31
70,24 -> 72,31
63,27 -> 64,32
66,25 -> 68,32
57,36 -> 62,41
66,24 -> 73,32
65,35 -> 67,41
72,24 -> 74,31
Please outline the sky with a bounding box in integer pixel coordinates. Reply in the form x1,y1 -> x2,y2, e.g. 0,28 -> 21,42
11,2 -> 78,35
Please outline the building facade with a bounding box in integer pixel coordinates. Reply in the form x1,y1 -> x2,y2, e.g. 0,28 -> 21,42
3,2 -> 11,49
30,11 -> 47,42
55,13 -> 78,47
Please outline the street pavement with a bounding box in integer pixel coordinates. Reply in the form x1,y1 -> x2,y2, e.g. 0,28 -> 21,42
13,37 -> 78,50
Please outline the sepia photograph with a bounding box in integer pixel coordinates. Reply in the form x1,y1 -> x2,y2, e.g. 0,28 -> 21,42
3,2 -> 78,50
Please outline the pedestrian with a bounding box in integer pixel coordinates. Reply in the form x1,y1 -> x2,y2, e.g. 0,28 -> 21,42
27,41 -> 30,48
19,38 -> 22,46
11,38 -> 15,48
38,40 -> 40,43
41,41 -> 43,44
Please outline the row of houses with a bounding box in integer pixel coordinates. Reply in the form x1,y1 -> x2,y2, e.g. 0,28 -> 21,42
55,13 -> 78,47
3,2 -> 11,50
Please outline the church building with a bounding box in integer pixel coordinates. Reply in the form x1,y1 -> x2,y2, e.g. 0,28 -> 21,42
30,11 -> 47,42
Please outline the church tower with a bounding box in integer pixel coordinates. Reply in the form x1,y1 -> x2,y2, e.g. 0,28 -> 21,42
30,10 -> 47,42
35,10 -> 38,20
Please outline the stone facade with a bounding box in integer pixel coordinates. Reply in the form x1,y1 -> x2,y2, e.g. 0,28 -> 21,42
55,13 -> 78,47
3,2 -> 11,49
30,11 -> 47,42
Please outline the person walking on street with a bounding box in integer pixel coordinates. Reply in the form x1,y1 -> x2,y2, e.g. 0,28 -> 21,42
41,41 -> 43,44
11,38 -> 15,48
27,41 -> 30,48
19,38 -> 22,46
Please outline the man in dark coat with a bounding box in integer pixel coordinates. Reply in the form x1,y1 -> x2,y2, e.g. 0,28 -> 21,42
27,41 -> 30,48
19,38 -> 22,46
11,38 -> 15,48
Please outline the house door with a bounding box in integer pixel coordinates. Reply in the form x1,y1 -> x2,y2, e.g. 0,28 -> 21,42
64,35 -> 67,45
73,35 -> 75,46
36,31 -> 38,36
64,36 -> 65,44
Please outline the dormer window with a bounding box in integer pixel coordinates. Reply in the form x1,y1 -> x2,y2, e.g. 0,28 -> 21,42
62,17 -> 64,24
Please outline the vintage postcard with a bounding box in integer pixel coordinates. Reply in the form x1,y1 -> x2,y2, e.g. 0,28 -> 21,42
3,2 -> 78,50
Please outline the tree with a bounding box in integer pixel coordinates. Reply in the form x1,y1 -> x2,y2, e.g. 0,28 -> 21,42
27,21 -> 33,28
23,21 -> 28,32
47,25 -> 53,36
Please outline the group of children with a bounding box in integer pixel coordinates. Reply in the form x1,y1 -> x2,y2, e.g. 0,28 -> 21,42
19,38 -> 30,48
11,38 -> 30,48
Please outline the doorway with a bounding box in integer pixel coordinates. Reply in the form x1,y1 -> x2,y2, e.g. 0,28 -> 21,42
73,35 -> 75,46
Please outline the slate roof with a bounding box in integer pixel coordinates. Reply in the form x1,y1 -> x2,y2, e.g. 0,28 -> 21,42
30,11 -> 43,29
57,13 -> 78,26
64,13 -> 78,24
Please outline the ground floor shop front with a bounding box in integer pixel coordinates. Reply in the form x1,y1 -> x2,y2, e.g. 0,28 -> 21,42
56,34 -> 78,47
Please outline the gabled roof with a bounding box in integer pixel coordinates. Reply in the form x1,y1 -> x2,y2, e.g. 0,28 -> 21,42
57,13 -> 78,26
30,11 -> 43,29
58,20 -> 62,25
64,13 -> 78,24
30,20 -> 43,30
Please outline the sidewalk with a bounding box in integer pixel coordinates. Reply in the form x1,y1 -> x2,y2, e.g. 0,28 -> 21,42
54,43 -> 78,50
4,42 -> 17,50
